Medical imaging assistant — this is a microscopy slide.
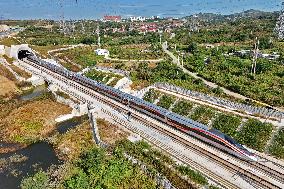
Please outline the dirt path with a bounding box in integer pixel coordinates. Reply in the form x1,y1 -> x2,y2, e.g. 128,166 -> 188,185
162,41 -> 284,111
105,56 -> 164,63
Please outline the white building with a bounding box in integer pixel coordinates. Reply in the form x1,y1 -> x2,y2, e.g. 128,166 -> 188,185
0,25 -> 9,32
130,16 -> 146,22
95,49 -> 109,57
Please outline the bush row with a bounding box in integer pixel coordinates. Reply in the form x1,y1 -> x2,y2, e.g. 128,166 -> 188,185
172,100 -> 194,116
212,113 -> 242,137
157,94 -> 176,109
189,106 -> 215,125
143,89 -> 161,103
236,119 -> 273,152
268,129 -> 284,159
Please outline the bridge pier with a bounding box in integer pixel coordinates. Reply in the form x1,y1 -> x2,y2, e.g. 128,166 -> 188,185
87,104 -> 101,145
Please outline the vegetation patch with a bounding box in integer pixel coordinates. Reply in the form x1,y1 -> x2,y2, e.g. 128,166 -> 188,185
49,121 -> 94,161
55,90 -> 70,99
212,113 -> 241,137
9,64 -> 31,79
108,77 -> 122,87
0,75 -> 19,99
131,61 -> 238,103
172,100 -> 193,116
268,128 -> 284,159
177,165 -> 208,185
236,119 -> 273,151
0,64 -> 17,81
157,94 -> 176,109
31,45 -> 67,57
143,88 -> 161,103
21,171 -> 50,189
190,106 -> 215,125
97,119 -> 128,145
85,69 -> 123,86
109,44 -> 165,60
56,46 -> 102,70
117,140 -> 206,188
0,37 -> 20,46
21,147 -> 159,189
0,98 -> 71,145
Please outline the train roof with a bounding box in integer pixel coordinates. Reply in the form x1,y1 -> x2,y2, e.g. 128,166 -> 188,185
29,55 -> 252,156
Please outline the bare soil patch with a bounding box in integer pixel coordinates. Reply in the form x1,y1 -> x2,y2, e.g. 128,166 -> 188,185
0,75 -> 19,98
97,119 -> 129,145
0,99 -> 72,144
50,121 -> 94,161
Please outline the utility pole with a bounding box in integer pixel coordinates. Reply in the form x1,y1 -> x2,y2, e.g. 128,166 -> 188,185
181,52 -> 184,67
59,0 -> 66,35
81,22 -> 85,35
251,37 -> 259,78
158,29 -> 163,45
96,25 -> 101,48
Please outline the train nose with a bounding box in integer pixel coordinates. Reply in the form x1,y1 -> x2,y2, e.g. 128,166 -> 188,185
249,154 -> 258,161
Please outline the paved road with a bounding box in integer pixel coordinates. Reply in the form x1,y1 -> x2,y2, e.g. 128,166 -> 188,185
161,41 -> 284,113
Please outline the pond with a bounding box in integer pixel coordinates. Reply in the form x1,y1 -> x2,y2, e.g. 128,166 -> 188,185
0,116 -> 85,189
0,84 -> 87,188
57,117 -> 83,134
0,142 -> 60,189
20,85 -> 48,101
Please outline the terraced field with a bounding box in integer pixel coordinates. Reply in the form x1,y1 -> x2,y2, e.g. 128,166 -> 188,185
142,89 -> 280,158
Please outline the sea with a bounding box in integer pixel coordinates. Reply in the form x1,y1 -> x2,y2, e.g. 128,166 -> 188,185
0,0 -> 283,20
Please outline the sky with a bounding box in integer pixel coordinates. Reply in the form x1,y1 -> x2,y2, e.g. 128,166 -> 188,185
0,0 -> 283,20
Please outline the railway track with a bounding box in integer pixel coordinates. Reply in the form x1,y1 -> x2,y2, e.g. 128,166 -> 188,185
87,89 -> 282,189
23,59 -> 284,189
88,87 -> 283,189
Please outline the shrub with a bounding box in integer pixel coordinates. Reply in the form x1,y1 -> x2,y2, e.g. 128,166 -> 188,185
157,94 -> 176,109
177,165 -> 208,185
64,147 -> 157,189
190,106 -> 215,125
212,113 -> 241,137
172,100 -> 193,116
143,89 -> 161,103
236,119 -> 273,151
116,140 -> 198,189
268,129 -> 284,159
21,171 -> 50,189
108,77 -> 123,87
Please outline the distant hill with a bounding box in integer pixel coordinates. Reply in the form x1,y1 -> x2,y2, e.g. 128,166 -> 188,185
184,9 -> 278,23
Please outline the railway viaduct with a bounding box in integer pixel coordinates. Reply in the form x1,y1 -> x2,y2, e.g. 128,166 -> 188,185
14,48 -> 282,189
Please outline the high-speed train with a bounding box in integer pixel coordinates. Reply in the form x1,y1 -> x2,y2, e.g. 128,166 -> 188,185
23,53 -> 257,161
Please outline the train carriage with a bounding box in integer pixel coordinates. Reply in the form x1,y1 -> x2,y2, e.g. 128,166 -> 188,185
24,54 -> 257,161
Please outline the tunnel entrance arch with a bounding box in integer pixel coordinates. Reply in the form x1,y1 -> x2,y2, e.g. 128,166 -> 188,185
18,50 -> 33,60
8,44 -> 34,60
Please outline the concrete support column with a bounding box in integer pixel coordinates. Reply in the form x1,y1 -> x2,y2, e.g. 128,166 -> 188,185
87,104 -> 101,145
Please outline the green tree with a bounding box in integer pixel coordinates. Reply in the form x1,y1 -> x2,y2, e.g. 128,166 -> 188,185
21,171 -> 50,189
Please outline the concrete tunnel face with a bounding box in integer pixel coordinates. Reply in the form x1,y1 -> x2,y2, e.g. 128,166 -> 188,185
18,50 -> 33,60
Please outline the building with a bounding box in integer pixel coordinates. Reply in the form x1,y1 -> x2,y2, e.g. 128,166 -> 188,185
103,15 -> 122,22
0,25 -> 9,32
130,16 -> 146,22
172,20 -> 184,28
140,23 -> 158,33
95,49 -> 109,57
